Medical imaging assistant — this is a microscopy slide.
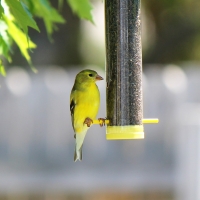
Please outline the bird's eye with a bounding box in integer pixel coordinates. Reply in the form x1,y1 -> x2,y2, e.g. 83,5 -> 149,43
88,74 -> 93,77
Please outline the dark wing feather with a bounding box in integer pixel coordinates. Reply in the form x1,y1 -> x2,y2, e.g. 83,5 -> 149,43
70,99 -> 75,132
70,99 -> 75,117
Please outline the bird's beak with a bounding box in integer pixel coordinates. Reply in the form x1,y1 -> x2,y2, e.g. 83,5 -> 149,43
96,74 -> 104,81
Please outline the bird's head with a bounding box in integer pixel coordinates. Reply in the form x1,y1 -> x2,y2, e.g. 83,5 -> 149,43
75,69 -> 103,84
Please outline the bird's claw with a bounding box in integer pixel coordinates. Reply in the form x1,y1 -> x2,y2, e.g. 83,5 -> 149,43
84,117 -> 93,127
98,118 -> 106,127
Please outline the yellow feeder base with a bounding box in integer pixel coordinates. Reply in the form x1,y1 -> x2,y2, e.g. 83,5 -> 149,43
106,125 -> 144,140
93,118 -> 158,140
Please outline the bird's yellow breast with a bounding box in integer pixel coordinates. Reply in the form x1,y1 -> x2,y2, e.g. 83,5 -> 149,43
73,83 -> 100,133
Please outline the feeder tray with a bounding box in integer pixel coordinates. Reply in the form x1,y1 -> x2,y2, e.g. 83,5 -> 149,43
93,119 -> 159,140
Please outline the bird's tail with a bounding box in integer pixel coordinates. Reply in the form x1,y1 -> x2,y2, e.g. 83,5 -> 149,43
74,130 -> 87,162
74,145 -> 83,162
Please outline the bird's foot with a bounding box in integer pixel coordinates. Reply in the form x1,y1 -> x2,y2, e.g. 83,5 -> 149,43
98,118 -> 107,127
84,117 -> 93,127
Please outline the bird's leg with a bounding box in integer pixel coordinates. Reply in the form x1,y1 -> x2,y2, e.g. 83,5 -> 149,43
98,118 -> 107,127
84,117 -> 93,127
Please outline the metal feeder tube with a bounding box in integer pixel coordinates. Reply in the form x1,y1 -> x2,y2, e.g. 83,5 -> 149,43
105,0 -> 144,139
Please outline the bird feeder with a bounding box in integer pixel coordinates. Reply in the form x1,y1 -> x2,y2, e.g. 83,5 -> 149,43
94,0 -> 158,139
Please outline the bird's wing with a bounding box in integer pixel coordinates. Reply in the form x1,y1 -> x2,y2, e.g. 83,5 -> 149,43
70,92 -> 76,131
70,98 -> 75,117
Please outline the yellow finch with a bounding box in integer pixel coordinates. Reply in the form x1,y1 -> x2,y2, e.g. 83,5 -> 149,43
70,69 -> 103,161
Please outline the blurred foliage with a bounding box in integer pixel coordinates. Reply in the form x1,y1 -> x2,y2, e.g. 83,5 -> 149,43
67,0 -> 93,23
0,0 -> 93,76
143,0 -> 200,64
1,0 -> 200,74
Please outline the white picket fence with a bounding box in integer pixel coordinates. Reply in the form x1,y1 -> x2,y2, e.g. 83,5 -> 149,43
0,65 -> 199,199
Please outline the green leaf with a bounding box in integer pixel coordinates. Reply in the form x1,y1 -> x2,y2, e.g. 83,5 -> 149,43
0,35 -> 12,63
31,0 -> 65,39
0,4 -> 4,19
0,20 -> 12,62
5,0 -> 39,35
0,60 -> 6,77
67,0 -> 94,23
4,15 -> 36,64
